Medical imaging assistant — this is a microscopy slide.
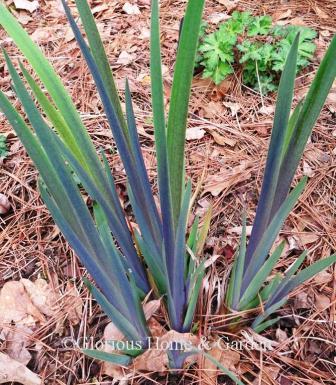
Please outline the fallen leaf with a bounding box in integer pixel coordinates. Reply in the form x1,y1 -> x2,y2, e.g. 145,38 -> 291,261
0,281 -> 45,325
0,325 -> 32,365
223,101 -> 240,116
64,27 -> 75,42
273,9 -> 292,21
31,28 -> 52,42
208,12 -> 230,24
116,51 -> 135,66
186,127 -> 206,140
303,161 -> 314,177
253,365 -> 280,385
227,225 -> 253,236
207,128 -> 237,147
91,4 -> 108,15
0,352 -> 41,385
313,5 -> 329,19
0,194 -> 11,215
0,279 -> 59,365
315,294 -> 330,312
21,278 -> 58,317
202,344 -> 240,383
13,0 -> 39,13
122,2 -> 141,15
103,300 -> 162,378
259,105 -> 274,115
294,291 -> 310,309
216,0 -> 239,12
133,330 -> 199,372
64,283 -> 83,326
294,232 -> 319,247
314,270 -> 332,285
204,163 -> 252,197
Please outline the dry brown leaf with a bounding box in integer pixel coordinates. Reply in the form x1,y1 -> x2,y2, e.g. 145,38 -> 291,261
186,127 -> 206,140
91,3 -> 108,15
207,128 -> 236,147
314,270 -> 333,285
0,281 -> 45,325
259,105 -> 274,115
202,344 -> 240,383
227,225 -> 253,236
216,0 -> 239,12
102,299 -> 162,377
64,283 -> 83,326
313,5 -> 329,19
253,365 -> 280,384
204,163 -> 251,197
315,294 -> 330,312
294,232 -> 319,247
0,279 -> 59,365
116,51 -> 135,66
208,12 -> 230,24
273,9 -> 292,22
0,326 -> 32,365
133,330 -> 199,372
13,0 -> 39,13
122,2 -> 140,15
223,101 -> 240,116
31,28 -> 52,42
0,193 -> 11,215
21,278 -> 58,317
0,352 -> 41,385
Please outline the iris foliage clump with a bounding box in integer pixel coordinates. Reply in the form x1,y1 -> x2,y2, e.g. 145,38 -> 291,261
0,0 -> 335,379
197,11 -> 317,93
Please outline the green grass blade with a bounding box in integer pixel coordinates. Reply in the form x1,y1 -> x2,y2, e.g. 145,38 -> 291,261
166,0 -> 205,225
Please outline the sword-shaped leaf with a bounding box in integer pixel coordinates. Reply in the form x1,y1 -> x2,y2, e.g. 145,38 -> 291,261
270,35 -> 336,216
245,34 -> 299,266
242,177 -> 307,292
166,0 -> 206,225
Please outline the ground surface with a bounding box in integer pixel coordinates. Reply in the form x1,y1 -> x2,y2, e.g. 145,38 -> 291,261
0,0 -> 335,384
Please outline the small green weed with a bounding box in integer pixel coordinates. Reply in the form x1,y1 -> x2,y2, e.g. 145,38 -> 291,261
0,134 -> 9,158
197,11 -> 317,93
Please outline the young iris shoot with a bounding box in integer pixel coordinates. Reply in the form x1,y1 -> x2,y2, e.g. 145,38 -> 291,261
226,33 -> 336,332
0,0 -> 208,368
0,0 -> 335,379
